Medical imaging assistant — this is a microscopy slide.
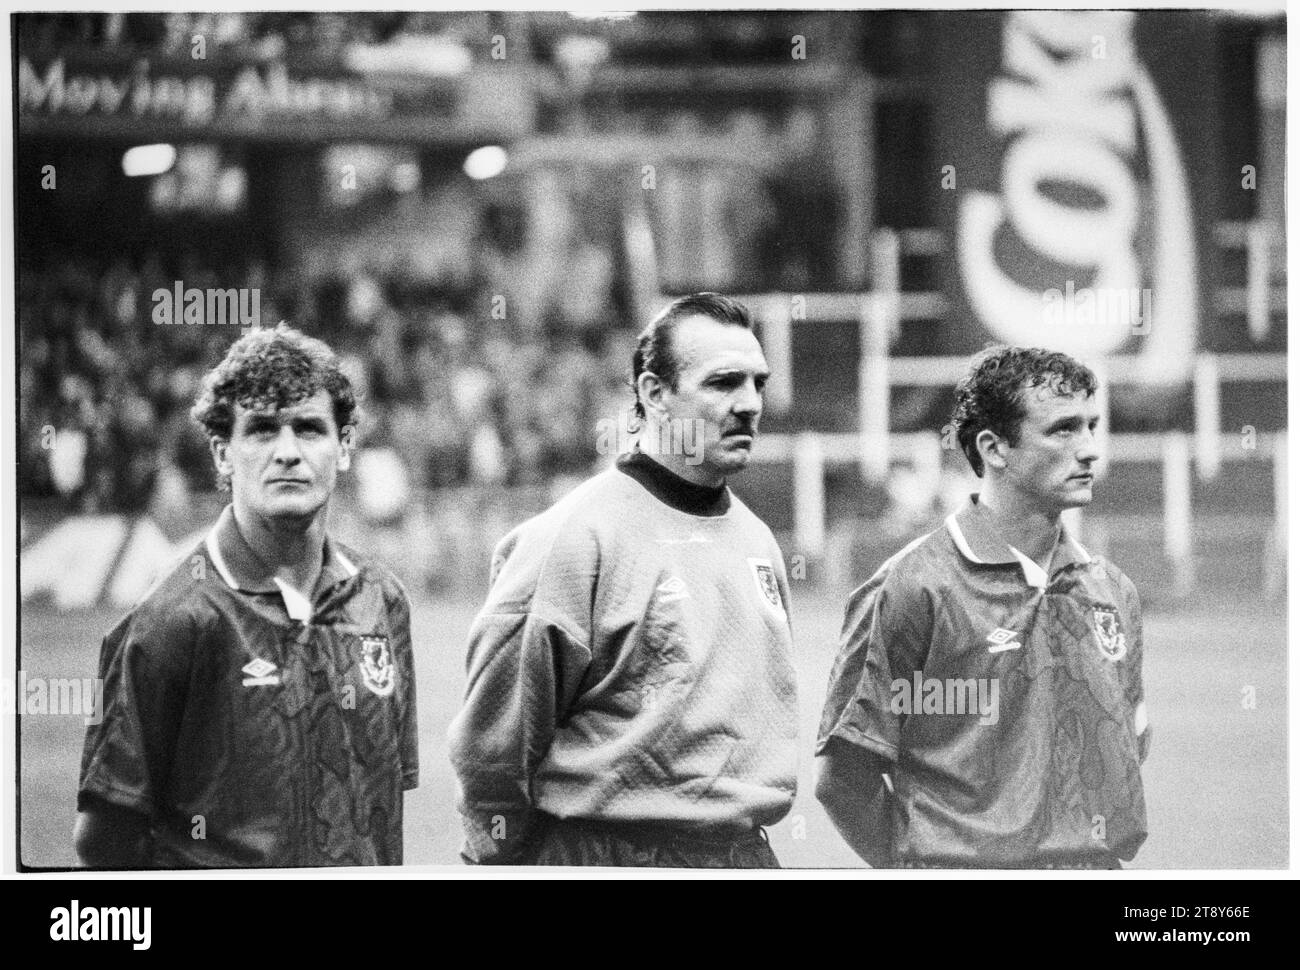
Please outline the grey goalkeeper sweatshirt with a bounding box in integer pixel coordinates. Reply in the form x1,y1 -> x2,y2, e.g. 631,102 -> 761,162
448,452 -> 799,864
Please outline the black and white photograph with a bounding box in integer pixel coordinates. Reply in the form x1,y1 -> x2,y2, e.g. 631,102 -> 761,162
8,3 -> 1290,883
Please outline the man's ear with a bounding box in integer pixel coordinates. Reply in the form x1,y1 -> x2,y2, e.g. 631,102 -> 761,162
637,371 -> 669,421
336,424 -> 356,472
210,437 -> 232,479
975,428 -> 1008,472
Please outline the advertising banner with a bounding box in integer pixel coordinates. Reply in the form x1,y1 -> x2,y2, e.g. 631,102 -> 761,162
930,10 -> 1221,381
17,52 -> 534,143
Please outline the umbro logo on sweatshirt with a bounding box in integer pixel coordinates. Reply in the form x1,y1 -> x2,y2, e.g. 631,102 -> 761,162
655,532 -> 712,545
656,576 -> 690,603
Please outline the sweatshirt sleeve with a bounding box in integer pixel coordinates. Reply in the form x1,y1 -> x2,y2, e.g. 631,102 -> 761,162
447,523 -> 596,864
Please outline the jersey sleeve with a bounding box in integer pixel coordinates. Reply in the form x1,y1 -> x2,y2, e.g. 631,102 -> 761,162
77,604 -> 196,817
447,525 -> 595,864
816,568 -> 932,762
387,583 -> 419,791
1119,574 -> 1150,763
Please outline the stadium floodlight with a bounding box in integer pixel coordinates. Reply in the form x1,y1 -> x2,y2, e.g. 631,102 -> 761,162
463,146 -> 508,181
345,37 -> 472,77
122,144 -> 177,178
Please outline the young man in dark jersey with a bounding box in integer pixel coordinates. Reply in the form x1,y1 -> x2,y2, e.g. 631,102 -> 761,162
817,346 -> 1150,868
76,324 -> 418,868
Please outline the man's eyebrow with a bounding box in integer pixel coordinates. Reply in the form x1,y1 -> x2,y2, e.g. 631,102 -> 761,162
1046,415 -> 1086,430
240,410 -> 331,428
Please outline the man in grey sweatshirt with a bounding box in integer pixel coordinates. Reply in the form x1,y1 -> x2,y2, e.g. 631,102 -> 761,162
449,293 -> 798,867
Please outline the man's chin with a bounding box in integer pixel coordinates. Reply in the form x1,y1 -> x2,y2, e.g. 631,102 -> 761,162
710,444 -> 753,476
257,495 -> 327,523
1062,485 -> 1094,508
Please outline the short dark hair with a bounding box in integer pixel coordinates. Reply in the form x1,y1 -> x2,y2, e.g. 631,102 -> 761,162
630,292 -> 754,421
192,322 -> 358,447
952,346 -> 1098,477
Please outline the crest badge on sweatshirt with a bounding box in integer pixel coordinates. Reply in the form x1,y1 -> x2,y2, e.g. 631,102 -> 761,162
748,558 -> 786,618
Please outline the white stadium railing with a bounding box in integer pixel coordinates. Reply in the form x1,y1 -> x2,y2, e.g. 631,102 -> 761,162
752,429 -> 1285,599
735,221 -> 1286,597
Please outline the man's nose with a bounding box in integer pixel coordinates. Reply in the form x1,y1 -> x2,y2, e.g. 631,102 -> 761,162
272,426 -> 303,464
734,380 -> 763,419
1076,428 -> 1101,464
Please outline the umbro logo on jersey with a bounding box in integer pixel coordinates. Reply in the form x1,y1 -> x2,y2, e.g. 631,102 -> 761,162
241,657 -> 280,687
986,628 -> 1022,653
656,576 -> 690,603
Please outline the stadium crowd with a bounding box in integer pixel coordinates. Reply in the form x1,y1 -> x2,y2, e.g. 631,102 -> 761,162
17,9 -> 856,518
19,248 -> 632,515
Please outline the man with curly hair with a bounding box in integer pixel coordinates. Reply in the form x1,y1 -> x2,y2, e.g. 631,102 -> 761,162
815,345 -> 1150,868
75,324 -> 418,868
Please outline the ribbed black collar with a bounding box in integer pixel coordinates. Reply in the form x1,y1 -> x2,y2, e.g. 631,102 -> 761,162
616,448 -> 730,516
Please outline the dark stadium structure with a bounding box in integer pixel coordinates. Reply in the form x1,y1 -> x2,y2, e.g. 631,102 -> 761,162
17,10 -> 1284,601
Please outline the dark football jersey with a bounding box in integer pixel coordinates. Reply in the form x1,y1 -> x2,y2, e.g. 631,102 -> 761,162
818,496 -> 1149,867
78,505 -> 418,868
